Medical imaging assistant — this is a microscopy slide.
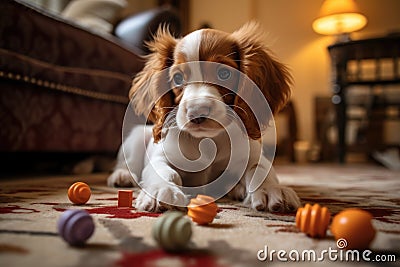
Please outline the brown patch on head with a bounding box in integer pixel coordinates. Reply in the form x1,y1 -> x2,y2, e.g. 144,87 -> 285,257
198,29 -> 240,106
175,52 -> 187,65
199,29 -> 240,68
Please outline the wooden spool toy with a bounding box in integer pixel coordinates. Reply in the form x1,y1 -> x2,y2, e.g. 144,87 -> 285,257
187,194 -> 218,225
152,211 -> 192,252
68,182 -> 91,205
296,203 -> 331,238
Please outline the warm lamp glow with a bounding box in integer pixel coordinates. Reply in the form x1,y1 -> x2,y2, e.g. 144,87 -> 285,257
312,0 -> 367,36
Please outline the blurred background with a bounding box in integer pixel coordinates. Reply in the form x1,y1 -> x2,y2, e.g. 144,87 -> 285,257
2,0 -> 399,172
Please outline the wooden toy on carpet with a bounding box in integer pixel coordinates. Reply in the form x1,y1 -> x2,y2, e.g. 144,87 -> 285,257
118,190 -> 133,208
296,203 -> 331,238
152,211 -> 192,252
187,194 -> 218,225
68,182 -> 91,204
57,209 -> 95,246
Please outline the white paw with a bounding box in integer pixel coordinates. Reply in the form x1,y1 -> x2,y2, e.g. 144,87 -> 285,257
107,169 -> 137,187
135,185 -> 187,212
246,185 -> 300,213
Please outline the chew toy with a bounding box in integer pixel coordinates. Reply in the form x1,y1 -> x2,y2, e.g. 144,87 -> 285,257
152,211 -> 192,252
331,208 -> 375,249
68,182 -> 91,204
187,194 -> 218,225
296,203 -> 331,238
57,209 -> 95,246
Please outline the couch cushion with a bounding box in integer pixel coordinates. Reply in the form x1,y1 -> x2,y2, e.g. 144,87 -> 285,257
114,6 -> 181,54
61,0 -> 128,33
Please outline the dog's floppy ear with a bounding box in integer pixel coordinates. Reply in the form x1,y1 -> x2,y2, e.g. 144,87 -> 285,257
231,22 -> 292,140
129,26 -> 178,142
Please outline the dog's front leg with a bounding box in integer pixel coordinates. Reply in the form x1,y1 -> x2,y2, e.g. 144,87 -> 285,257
107,125 -> 152,187
135,146 -> 187,212
243,156 -> 300,213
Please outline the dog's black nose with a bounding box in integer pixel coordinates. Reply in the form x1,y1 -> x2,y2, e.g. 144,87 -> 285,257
187,106 -> 210,124
190,116 -> 207,124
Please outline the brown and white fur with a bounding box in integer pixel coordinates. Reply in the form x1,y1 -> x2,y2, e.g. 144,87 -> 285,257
108,22 -> 300,212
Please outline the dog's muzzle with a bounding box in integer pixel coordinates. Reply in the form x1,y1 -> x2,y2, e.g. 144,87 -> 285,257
187,106 -> 211,124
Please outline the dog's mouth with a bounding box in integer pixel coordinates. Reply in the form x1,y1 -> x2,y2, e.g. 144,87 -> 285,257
181,116 -> 233,138
189,116 -> 207,125
185,117 -> 221,131
165,102 -> 237,138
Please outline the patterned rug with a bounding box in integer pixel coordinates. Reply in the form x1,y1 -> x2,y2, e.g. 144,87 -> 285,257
1,164 -> 399,267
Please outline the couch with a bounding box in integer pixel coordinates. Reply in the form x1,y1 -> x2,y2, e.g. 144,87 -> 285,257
0,0 -> 181,166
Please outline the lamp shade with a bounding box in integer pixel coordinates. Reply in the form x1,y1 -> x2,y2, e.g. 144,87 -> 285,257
312,0 -> 367,35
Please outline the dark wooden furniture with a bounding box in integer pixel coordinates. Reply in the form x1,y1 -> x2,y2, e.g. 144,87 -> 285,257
328,35 -> 400,162
277,101 -> 298,162
314,96 -> 336,161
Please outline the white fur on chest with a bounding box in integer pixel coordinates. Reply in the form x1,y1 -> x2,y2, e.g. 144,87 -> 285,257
146,123 -> 259,187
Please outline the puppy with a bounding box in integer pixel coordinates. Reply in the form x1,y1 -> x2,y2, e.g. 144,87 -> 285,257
108,22 -> 301,212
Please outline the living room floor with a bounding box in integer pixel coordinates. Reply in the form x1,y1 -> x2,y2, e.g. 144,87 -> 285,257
0,162 -> 399,267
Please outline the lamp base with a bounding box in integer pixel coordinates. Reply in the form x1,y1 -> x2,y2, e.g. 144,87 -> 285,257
334,33 -> 352,43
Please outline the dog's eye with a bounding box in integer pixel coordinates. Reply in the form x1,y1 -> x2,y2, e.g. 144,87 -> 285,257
173,72 -> 184,86
217,67 -> 231,81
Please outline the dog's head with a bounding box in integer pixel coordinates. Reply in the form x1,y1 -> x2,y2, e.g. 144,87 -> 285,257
130,22 -> 292,142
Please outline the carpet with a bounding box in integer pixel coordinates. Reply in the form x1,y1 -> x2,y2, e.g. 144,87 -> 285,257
0,164 -> 399,267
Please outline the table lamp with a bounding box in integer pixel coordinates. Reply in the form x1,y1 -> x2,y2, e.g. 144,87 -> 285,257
312,0 -> 367,42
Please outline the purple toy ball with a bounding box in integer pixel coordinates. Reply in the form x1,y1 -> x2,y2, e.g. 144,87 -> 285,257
57,209 -> 94,246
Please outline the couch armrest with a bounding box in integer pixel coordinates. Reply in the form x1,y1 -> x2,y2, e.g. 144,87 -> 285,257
0,0 -> 144,74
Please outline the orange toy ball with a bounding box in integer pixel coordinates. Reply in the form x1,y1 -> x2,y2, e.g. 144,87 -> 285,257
295,203 -> 331,238
331,209 -> 376,250
68,182 -> 91,204
187,195 -> 218,225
